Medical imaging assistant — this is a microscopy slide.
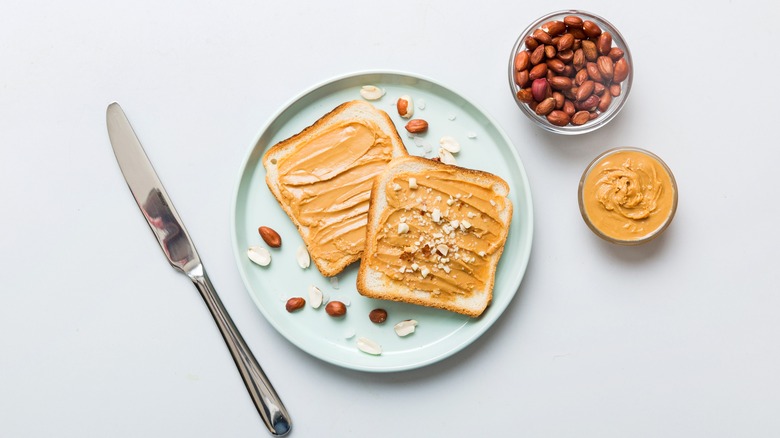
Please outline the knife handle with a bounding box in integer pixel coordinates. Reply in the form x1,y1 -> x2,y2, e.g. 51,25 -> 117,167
188,265 -> 291,436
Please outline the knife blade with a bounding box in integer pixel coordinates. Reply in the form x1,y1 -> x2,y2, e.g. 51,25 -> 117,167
106,102 -> 291,436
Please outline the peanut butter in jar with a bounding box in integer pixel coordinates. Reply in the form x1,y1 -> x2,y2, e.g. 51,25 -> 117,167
578,147 -> 677,245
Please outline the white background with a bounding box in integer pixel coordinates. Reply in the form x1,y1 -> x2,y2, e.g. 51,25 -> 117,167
2,1 -> 779,437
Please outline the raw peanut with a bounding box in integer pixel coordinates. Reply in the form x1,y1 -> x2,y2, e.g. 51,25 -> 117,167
397,95 -> 413,118
573,49 -> 585,69
581,40 -> 598,61
589,111 -> 599,120
308,285 -> 323,309
325,301 -> 347,317
571,110 -> 590,125
570,28 -> 587,40
563,99 -> 576,116
549,76 -> 573,90
541,20 -> 566,36
393,320 -> 418,337
405,119 -> 429,134
597,56 -> 614,81
576,94 -> 600,111
613,58 -> 630,82
535,97 -> 556,116
546,58 -> 566,74
576,80 -> 595,102
531,78 -> 550,102
247,246 -> 271,266
563,87 -> 577,100
514,69 -> 529,87
597,31 -> 613,55
525,36 -> 539,50
557,33 -> 574,52
546,69 -> 555,82
594,82 -> 606,96
564,15 -> 584,28
609,83 -> 622,97
544,45 -> 556,59
557,49 -> 574,63
530,45 -> 545,65
552,92 -> 565,109
514,51 -> 530,71
546,110 -> 570,126
598,92 -> 612,112
575,68 -> 589,86
563,65 -> 574,77
529,63 -> 548,80
286,297 -> 305,313
357,336 -> 383,354
551,36 -> 560,47
533,28 -> 552,45
609,47 -> 624,61
258,226 -> 282,248
586,62 -> 603,82
369,309 -> 388,324
583,20 -> 602,37
516,88 -> 534,103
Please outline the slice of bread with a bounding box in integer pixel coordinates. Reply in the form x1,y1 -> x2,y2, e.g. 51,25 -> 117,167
357,156 -> 513,317
263,100 -> 408,277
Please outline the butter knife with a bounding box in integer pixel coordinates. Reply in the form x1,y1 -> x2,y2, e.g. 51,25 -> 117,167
106,102 -> 291,436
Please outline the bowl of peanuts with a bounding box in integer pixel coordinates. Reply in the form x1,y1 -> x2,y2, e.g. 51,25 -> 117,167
509,10 -> 633,134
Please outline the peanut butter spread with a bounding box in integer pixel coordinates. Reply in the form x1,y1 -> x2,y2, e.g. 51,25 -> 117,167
581,149 -> 676,242
276,120 -> 394,263
369,169 -> 509,301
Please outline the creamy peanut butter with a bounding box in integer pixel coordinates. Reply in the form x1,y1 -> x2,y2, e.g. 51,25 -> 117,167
369,168 -> 509,301
276,120 -> 394,263
580,148 -> 676,243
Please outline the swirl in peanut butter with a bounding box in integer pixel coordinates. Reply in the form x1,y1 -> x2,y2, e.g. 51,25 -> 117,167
581,149 -> 676,242
369,169 -> 510,301
276,121 -> 394,263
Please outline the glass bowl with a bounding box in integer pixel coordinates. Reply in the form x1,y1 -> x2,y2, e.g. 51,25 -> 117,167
578,147 -> 677,245
508,10 -> 633,135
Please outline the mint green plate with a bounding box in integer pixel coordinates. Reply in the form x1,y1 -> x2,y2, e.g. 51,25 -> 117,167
231,71 -> 533,372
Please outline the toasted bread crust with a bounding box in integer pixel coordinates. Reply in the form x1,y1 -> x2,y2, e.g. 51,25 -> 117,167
263,100 -> 408,277
356,156 -> 513,317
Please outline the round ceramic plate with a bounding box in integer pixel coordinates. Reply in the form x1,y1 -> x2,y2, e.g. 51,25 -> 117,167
231,71 -> 533,372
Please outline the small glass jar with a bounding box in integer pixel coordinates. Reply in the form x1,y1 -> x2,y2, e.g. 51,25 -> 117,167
578,147 -> 677,245
509,10 -> 633,135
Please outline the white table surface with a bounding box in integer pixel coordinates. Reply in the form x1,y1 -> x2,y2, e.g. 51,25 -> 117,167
3,1 -> 779,437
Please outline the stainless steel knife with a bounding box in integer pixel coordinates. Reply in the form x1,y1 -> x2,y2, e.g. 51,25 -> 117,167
106,102 -> 291,436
